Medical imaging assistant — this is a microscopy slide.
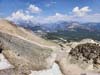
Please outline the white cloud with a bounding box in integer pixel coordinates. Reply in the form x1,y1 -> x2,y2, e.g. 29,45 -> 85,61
7,12 -> 70,24
44,13 -> 71,23
6,6 -> 100,24
6,10 -> 34,24
46,2 -> 56,7
80,14 -> 100,22
28,4 -> 42,13
44,12 -> 100,23
6,4 -> 42,24
7,11 -> 100,24
73,6 -> 91,17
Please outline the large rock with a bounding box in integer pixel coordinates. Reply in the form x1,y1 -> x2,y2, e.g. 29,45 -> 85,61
69,43 -> 100,70
29,63 -> 62,75
0,20 -> 59,72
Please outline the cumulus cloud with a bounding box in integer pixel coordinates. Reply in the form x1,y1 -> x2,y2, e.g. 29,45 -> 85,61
7,11 -> 100,24
6,6 -> 100,24
6,4 -> 42,24
72,6 -> 91,17
28,4 -> 42,13
6,10 -> 34,24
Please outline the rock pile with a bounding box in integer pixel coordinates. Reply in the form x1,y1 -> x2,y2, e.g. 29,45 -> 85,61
69,43 -> 100,69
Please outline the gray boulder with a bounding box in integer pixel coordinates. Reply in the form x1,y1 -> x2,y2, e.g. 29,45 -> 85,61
0,20 -> 59,73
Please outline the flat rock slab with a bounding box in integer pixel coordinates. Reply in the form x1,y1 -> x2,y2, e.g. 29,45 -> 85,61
0,31 -> 57,71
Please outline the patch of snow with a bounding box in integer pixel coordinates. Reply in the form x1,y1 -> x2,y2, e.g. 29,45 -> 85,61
29,63 -> 62,75
0,54 -> 14,70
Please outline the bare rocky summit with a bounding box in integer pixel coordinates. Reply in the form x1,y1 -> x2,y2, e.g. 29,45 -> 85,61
0,19 -> 100,75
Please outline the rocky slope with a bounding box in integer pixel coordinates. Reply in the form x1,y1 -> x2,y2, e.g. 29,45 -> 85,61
0,19 -> 100,75
0,19 -> 60,75
55,39 -> 100,75
69,43 -> 100,69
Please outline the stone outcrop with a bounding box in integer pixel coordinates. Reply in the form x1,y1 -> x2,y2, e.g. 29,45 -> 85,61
69,43 -> 100,70
0,20 -> 100,75
0,20 -> 59,74
29,63 -> 62,75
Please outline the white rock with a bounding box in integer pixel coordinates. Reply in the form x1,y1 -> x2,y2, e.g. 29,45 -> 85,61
0,54 -> 14,70
29,63 -> 62,75
80,39 -> 96,44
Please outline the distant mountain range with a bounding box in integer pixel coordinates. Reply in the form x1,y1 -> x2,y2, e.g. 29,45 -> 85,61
11,20 -> 100,41
14,21 -> 100,32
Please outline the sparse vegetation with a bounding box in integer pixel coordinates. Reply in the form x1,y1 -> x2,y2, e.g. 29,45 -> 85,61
45,29 -> 100,41
69,43 -> 100,69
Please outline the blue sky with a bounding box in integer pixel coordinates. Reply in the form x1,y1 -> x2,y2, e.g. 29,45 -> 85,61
0,0 -> 100,23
